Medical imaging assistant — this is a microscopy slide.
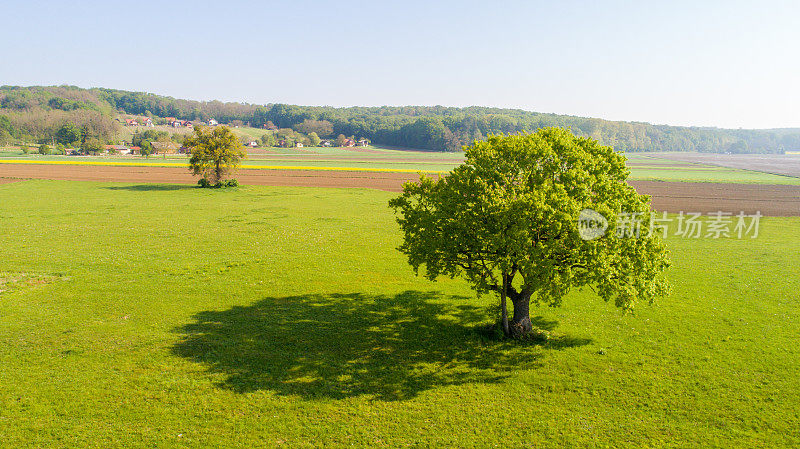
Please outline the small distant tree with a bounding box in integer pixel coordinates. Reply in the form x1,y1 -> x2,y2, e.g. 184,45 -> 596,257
38,143 -> 50,155
185,125 -> 246,186
260,133 -> 277,147
82,139 -> 105,155
335,134 -> 347,147
389,128 -> 670,338
276,128 -> 294,139
139,140 -> 155,158
308,132 -> 321,146
0,129 -> 12,147
55,123 -> 81,145
282,137 -> 296,148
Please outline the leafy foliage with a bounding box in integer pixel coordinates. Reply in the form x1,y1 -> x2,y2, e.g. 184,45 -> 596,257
54,123 -> 81,145
197,178 -> 239,189
81,138 -> 105,155
292,119 -> 334,137
185,126 -> 246,184
390,128 -> 670,336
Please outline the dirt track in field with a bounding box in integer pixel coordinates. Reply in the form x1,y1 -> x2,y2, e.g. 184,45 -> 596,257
1,163 -> 799,216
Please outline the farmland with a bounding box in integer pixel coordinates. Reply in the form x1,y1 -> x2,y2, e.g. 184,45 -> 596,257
0,180 -> 798,447
3,147 -> 800,185
5,1 -> 800,446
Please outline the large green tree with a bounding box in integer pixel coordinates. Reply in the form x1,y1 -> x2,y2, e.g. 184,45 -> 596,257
389,128 -> 670,338
185,125 -> 246,184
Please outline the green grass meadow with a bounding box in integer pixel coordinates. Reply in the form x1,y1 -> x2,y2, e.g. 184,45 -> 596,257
1,180 -> 798,447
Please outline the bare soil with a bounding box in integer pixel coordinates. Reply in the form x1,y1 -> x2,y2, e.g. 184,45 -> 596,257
628,180 -> 800,216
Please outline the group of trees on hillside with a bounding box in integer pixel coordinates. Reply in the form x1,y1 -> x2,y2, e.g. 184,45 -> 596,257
252,120 -> 367,148
3,85 -> 800,153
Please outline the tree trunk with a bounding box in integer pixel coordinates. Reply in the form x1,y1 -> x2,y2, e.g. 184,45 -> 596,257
510,290 -> 533,338
500,275 -> 510,337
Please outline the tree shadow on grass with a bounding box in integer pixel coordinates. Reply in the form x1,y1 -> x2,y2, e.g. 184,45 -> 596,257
104,184 -> 195,191
171,290 -> 592,401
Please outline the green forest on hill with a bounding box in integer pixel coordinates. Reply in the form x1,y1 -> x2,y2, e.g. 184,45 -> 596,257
2,85 -> 799,153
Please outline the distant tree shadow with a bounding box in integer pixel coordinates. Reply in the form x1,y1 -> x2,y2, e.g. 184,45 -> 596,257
171,291 -> 592,401
104,184 -> 195,191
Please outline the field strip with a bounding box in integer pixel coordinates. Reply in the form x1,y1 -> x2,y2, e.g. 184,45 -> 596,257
0,159 -> 446,174
2,163 -> 800,215
627,166 -> 735,171
641,153 -> 800,179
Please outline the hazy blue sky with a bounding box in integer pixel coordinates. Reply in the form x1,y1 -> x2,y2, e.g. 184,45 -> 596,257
2,0 -> 799,129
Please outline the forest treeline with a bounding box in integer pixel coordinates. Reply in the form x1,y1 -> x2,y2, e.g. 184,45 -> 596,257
2,85 -> 799,153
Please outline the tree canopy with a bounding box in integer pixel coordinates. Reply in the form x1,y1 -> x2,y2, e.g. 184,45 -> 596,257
389,128 -> 670,337
185,125 -> 246,185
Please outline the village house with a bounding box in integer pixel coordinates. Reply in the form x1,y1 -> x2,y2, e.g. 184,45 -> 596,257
124,118 -> 138,126
344,138 -> 356,147
320,140 -> 331,147
207,118 -> 218,126
143,118 -> 153,127
358,138 -> 369,147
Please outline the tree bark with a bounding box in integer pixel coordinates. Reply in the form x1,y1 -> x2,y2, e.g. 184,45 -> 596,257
500,274 -> 510,337
509,289 -> 533,338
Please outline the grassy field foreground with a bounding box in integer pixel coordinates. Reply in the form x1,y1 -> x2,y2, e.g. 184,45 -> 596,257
0,181 -> 798,447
